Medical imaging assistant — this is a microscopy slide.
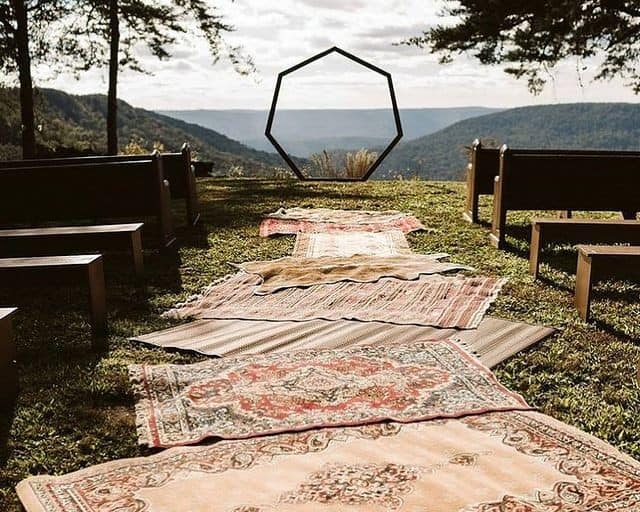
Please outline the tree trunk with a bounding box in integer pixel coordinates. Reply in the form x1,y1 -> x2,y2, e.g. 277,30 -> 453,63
107,0 -> 119,155
11,0 -> 36,159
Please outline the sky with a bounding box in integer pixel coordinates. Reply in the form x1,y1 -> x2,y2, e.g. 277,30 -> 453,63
40,0 -> 640,111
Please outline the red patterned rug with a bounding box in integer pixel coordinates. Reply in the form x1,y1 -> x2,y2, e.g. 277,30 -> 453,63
128,339 -> 530,448
165,272 -> 506,329
259,216 -> 426,237
18,411 -> 640,511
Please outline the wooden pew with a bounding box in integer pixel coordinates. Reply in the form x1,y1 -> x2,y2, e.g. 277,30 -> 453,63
464,139 -> 500,223
0,143 -> 199,227
490,146 -> 640,248
0,308 -> 17,408
0,223 -> 145,278
529,218 -> 640,278
465,141 -> 640,226
0,153 -> 175,248
0,255 -> 107,345
575,245 -> 640,321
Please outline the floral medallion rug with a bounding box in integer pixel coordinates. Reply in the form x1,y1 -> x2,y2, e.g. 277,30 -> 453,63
233,254 -> 471,294
18,410 -> 640,512
292,230 -> 412,258
128,339 -> 530,448
165,272 -> 506,330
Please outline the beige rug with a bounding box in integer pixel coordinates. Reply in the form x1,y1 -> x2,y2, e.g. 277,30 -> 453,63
131,317 -> 555,368
234,254 -> 470,294
165,272 -> 506,329
18,410 -> 640,511
129,339 -> 530,447
292,230 -> 412,258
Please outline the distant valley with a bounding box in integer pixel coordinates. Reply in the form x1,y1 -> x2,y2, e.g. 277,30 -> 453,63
157,107 -> 502,156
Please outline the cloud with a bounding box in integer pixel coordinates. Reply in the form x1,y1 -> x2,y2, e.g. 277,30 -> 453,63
295,0 -> 367,11
36,0 -> 640,110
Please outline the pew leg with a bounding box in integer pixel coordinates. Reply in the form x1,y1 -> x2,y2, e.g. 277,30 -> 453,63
529,224 -> 543,278
463,165 -> 479,223
87,258 -> 107,347
0,313 -> 17,409
489,178 -> 506,249
575,251 -> 594,322
130,230 -> 144,279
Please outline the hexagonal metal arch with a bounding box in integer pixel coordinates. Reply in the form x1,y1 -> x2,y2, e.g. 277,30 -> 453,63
265,46 -> 403,182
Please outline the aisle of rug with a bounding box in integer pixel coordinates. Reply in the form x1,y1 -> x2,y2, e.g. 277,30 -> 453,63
19,207 -> 640,511
135,208 -> 553,364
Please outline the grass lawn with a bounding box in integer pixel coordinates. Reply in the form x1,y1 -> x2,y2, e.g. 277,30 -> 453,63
1,178 -> 639,510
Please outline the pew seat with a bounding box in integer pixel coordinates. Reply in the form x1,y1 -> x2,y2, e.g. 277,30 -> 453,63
529,218 -> 640,278
0,255 -> 107,345
575,245 -> 640,321
0,308 -> 17,408
0,223 -> 144,278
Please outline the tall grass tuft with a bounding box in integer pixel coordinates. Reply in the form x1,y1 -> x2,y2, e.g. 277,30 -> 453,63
345,148 -> 378,179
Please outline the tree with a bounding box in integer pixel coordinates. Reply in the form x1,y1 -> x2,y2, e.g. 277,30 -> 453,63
404,1 -> 640,94
0,1 -> 67,158
65,0 -> 255,154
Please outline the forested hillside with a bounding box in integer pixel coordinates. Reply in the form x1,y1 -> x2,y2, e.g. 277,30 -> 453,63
378,103 -> 640,180
0,88 -> 282,175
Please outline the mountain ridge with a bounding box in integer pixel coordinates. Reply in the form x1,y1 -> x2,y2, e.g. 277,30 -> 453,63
0,87 -> 282,174
377,102 -> 640,180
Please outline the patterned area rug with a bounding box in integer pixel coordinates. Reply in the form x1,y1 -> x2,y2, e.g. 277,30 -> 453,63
259,216 -> 426,237
165,272 -> 506,329
234,254 -> 470,294
130,317 -> 556,368
129,340 -> 530,447
292,230 -> 412,258
265,207 -> 411,224
18,410 -> 640,511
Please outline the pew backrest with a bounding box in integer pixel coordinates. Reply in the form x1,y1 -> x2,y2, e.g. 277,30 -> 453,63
465,138 -> 640,224
0,143 -> 199,226
0,154 -> 175,247
464,139 -> 500,222
489,145 -> 640,248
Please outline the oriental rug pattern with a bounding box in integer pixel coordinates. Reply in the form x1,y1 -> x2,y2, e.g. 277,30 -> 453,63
129,340 -> 530,447
165,272 -> 506,329
18,411 -> 640,512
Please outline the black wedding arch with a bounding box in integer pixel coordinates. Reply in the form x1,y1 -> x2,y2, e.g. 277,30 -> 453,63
265,46 -> 403,181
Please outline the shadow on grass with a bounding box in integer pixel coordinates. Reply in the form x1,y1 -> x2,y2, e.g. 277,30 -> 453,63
591,318 -> 640,345
0,402 -> 15,465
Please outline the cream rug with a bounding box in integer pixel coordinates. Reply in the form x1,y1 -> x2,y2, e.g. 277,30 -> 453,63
292,230 -> 412,258
18,410 -> 640,511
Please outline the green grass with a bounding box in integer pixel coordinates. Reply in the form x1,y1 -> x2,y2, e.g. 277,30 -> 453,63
1,178 -> 639,510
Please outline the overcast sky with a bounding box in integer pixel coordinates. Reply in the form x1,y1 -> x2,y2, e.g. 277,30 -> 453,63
40,0 -> 640,111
